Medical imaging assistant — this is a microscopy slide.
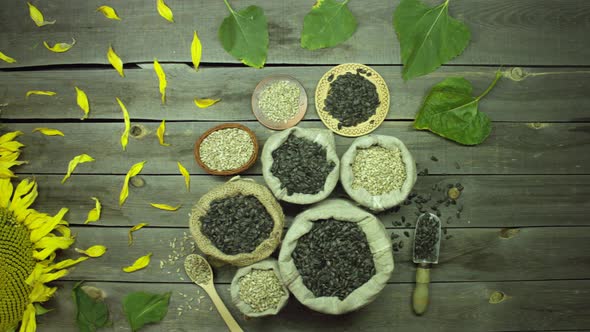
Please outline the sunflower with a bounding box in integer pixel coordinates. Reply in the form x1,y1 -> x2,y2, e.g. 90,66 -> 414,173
0,131 -> 26,179
0,178 -> 88,332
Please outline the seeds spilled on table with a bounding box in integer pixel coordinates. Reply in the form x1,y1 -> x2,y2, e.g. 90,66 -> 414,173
199,128 -> 254,171
271,134 -> 335,195
258,80 -> 300,123
239,269 -> 285,312
324,71 -> 380,128
352,146 -> 407,195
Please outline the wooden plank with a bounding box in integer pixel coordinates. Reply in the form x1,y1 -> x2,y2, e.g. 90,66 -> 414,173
7,121 -> 590,175
57,226 -> 590,283
30,174 -> 590,228
38,280 -> 590,331
2,66 -> 589,122
1,0 -> 589,68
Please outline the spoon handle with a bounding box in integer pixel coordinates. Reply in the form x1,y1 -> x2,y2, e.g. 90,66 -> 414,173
204,284 -> 243,332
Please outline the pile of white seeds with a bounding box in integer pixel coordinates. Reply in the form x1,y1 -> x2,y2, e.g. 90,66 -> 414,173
352,146 -> 407,195
258,80 -> 300,123
199,128 -> 254,171
238,269 -> 285,313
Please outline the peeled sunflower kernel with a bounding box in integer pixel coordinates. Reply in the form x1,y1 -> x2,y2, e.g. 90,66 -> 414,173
157,0 -> 174,22
62,154 -> 95,184
27,2 -> 55,27
128,223 -> 149,246
75,245 -> 107,258
123,253 -> 152,272
43,38 -> 76,53
0,51 -> 16,63
107,46 -> 124,77
32,128 -> 64,136
156,120 -> 170,146
97,6 -> 121,20
191,31 -> 202,71
150,203 -> 181,211
194,98 -> 220,109
75,87 -> 90,120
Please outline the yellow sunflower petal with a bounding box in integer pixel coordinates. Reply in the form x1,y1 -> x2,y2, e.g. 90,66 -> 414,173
150,203 -> 181,211
84,197 -> 101,224
32,128 -> 64,136
46,257 -> 88,271
62,154 -> 95,184
0,50 -> 16,63
177,161 -> 190,192
123,253 -> 152,272
119,161 -> 146,206
191,31 -> 202,71
0,178 -> 13,208
194,98 -> 220,108
97,5 -> 121,20
0,131 -> 23,144
43,38 -> 76,53
29,282 -> 57,303
19,304 -> 37,332
128,222 -> 148,246
25,90 -> 56,98
75,245 -> 107,258
33,238 -> 76,260
27,2 -> 55,27
117,97 -> 131,151
156,120 -> 170,146
30,208 -> 68,244
108,46 -> 124,77
157,0 -> 174,22
75,86 -> 90,120
8,178 -> 37,215
154,59 -> 167,104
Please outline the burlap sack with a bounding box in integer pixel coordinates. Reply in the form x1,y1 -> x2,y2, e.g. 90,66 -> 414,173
230,258 -> 290,317
261,127 -> 340,205
189,177 -> 284,267
341,135 -> 417,212
278,199 -> 394,315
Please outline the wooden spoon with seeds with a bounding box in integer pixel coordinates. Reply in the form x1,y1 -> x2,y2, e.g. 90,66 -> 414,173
184,254 -> 243,332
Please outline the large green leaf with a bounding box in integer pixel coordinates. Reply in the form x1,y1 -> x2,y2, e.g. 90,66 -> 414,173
218,0 -> 268,68
413,72 -> 502,145
72,283 -> 110,332
301,0 -> 357,50
393,0 -> 470,80
123,291 -> 171,332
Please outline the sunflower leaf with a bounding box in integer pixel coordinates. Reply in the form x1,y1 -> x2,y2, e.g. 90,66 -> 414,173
73,283 -> 110,332
301,0 -> 357,50
123,291 -> 171,332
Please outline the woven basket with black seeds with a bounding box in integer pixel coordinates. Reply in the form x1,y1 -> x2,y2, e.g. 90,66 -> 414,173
189,177 -> 284,267
261,127 -> 340,205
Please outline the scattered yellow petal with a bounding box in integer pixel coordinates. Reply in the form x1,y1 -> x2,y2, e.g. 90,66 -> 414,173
27,2 -> 55,27
150,203 -> 181,211
153,59 -> 167,104
43,38 -> 76,53
75,86 -> 90,120
0,51 -> 16,63
157,0 -> 174,22
85,197 -> 102,224
194,98 -> 220,109
97,5 -> 121,20
123,253 -> 152,272
32,128 -> 64,136
62,154 -> 95,184
75,245 -> 107,258
119,161 -> 146,206
26,90 -> 56,98
128,222 -> 149,246
117,97 -> 131,151
191,31 -> 202,71
177,161 -> 190,192
108,46 -> 124,77
156,120 -> 170,146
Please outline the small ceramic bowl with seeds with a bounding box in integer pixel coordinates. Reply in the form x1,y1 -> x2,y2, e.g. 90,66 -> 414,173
194,123 -> 259,176
252,75 -> 308,130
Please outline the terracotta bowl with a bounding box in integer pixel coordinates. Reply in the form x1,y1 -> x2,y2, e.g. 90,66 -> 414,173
194,123 -> 259,176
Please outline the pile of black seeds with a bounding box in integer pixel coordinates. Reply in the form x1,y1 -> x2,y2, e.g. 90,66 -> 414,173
271,134 -> 335,195
324,71 -> 380,128
414,214 -> 440,262
292,219 -> 375,300
200,195 -> 274,255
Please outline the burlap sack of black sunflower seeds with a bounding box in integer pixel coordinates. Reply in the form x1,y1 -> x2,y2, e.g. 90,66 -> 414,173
278,199 -> 394,315
340,135 -> 417,212
261,127 -> 340,205
189,177 -> 284,267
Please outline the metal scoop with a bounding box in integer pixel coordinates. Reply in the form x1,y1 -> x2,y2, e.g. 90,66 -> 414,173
412,213 -> 441,315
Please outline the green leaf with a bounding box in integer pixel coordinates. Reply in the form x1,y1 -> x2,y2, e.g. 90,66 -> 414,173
413,72 -> 502,145
301,0 -> 357,50
393,0 -> 470,80
72,283 -> 110,332
34,303 -> 53,316
123,291 -> 171,332
218,0 -> 268,68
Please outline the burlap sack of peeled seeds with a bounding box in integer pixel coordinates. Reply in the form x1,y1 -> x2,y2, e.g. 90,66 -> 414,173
261,127 -> 340,205
278,199 -> 394,315
230,258 -> 289,317
341,135 -> 417,212
189,177 -> 284,267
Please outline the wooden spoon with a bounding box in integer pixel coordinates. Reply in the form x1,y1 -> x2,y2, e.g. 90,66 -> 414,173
184,254 -> 243,332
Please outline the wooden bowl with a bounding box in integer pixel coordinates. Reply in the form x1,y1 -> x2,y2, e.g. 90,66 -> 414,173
194,123 -> 259,176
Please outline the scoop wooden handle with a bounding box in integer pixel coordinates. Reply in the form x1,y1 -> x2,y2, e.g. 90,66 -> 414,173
412,266 -> 431,315
204,284 -> 243,332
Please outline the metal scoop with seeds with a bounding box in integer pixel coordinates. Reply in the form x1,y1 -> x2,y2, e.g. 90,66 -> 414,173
412,213 -> 441,315
184,254 -> 243,332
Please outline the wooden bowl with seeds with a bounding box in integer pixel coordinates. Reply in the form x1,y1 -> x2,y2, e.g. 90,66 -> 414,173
194,123 -> 259,176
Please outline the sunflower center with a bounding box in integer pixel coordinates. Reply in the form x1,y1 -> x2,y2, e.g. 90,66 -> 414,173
0,207 -> 35,331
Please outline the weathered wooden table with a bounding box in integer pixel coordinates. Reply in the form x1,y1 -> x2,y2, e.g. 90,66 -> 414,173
2,0 -> 590,331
